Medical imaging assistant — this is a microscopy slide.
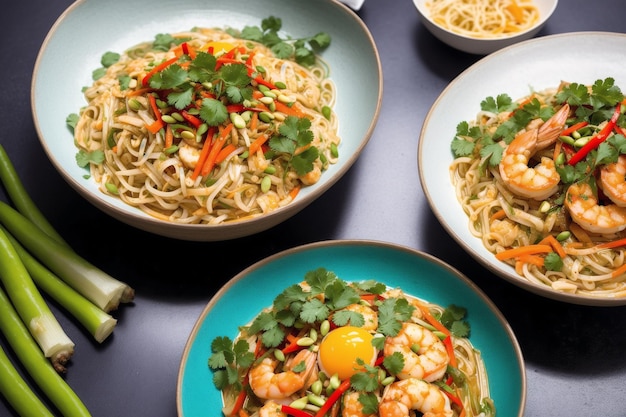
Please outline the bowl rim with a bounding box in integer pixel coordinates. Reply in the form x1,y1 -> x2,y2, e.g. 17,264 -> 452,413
30,0 -> 383,241
413,0 -> 559,43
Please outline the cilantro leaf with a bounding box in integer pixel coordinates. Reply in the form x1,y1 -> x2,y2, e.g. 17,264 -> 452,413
439,305 -> 470,338
332,310 -> 364,327
100,51 -> 120,68
75,149 -> 104,168
382,352 -> 405,376
199,98 -> 228,126
544,252 -> 564,272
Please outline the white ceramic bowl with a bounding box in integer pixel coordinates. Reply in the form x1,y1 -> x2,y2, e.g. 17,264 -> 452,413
413,0 -> 558,55
32,0 -> 382,241
419,32 -> 626,306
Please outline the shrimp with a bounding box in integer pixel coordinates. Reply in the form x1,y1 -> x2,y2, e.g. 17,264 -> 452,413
498,103 -> 570,200
344,303 -> 378,331
565,181 -> 626,234
258,401 -> 287,417
249,349 -> 317,400
383,322 -> 449,382
379,378 -> 453,417
342,391 -> 376,417
599,155 -> 626,207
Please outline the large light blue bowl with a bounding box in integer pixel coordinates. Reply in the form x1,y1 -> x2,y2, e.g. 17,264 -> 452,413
32,0 -> 382,241
177,240 -> 526,416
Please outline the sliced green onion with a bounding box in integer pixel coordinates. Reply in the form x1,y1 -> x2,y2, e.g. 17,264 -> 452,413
0,287 -> 91,416
4,227 -> 117,343
0,226 -> 74,371
0,200 -> 134,312
0,345 -> 54,417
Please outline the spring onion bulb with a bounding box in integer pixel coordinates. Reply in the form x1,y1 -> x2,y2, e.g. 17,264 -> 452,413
0,227 -> 74,372
0,200 -> 134,312
0,144 -> 67,246
4,226 -> 117,343
0,345 -> 54,417
0,286 -> 91,416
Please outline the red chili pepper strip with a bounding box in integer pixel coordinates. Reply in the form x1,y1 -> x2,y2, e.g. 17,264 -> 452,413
180,110 -> 202,128
443,389 -> 464,409
254,75 -> 278,90
568,104 -> 622,166
314,379 -> 351,417
281,405 -> 313,417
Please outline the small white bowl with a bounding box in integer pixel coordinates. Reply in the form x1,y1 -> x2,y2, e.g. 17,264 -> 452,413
413,0 -> 558,55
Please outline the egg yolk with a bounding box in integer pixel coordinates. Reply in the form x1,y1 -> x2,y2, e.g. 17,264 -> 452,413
318,326 -> 376,380
203,41 -> 235,55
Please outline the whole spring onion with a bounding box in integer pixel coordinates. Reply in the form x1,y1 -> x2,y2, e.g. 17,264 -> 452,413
0,200 -> 134,312
0,345 -> 54,417
0,286 -> 91,417
3,226 -> 117,343
0,226 -> 74,372
0,144 -> 67,246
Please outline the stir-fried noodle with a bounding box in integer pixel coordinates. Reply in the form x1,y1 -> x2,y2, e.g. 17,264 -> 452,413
73,26 -> 339,224
209,269 -> 495,417
425,0 -> 540,39
450,78 -> 626,297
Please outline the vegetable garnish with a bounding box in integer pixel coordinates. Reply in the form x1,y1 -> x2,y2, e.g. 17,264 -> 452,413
450,77 -> 626,295
68,16 -> 339,224
208,268 -> 492,417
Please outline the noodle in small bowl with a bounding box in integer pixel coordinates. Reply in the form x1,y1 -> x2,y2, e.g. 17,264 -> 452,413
412,0 -> 558,55
176,240 -> 525,417
32,0 -> 381,241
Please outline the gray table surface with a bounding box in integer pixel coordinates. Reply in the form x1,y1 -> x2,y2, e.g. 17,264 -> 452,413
2,0 -> 626,416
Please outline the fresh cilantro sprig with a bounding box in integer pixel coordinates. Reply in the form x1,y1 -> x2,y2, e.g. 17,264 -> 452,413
207,336 -> 255,391
269,116 -> 319,175
232,16 -> 331,67
438,304 -> 470,338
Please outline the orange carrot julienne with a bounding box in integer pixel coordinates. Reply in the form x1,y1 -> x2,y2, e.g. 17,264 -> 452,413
489,209 -> 506,222
249,111 -> 259,131
164,124 -> 174,148
517,254 -> 545,267
215,144 -> 237,164
142,56 -> 179,86
539,235 -> 566,258
249,134 -> 269,156
417,304 -> 450,337
274,101 -> 306,118
560,121 -> 589,137
191,127 -> 215,180
127,87 -> 154,97
553,140 -> 563,163
597,238 -> 626,250
443,335 -> 457,367
146,119 -> 164,134
201,123 -> 233,176
495,244 -> 553,261
288,186 -> 301,201
611,263 -> 626,279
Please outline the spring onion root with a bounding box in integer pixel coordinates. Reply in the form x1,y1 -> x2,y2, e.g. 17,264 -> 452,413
0,200 -> 134,312
0,287 -> 91,417
0,227 -> 74,372
4,227 -> 117,343
0,144 -> 67,246
0,345 -> 54,417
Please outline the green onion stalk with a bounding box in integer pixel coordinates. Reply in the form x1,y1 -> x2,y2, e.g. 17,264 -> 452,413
0,286 -> 91,417
0,226 -> 74,372
0,200 -> 134,312
3,226 -> 117,343
0,345 -> 54,417
0,144 -> 67,246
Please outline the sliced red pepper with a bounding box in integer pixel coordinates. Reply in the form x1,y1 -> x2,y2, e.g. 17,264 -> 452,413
181,110 -> 202,128
142,56 -> 179,87
281,405 -> 313,417
568,103 -> 622,165
314,379 -> 351,417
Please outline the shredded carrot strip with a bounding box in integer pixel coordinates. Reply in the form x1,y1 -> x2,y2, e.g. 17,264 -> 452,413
190,127 -> 215,180
495,244 -> 553,261
553,140 -> 563,163
164,124 -> 174,149
597,237 -> 626,250
215,144 -> 237,164
249,134 -> 269,156
249,111 -> 259,132
560,120 -> 589,137
539,235 -> 566,258
274,101 -> 306,118
238,409 -> 250,417
201,123 -> 234,176
443,336 -> 457,367
611,263 -> 626,279
146,119 -> 164,134
142,56 -> 179,86
288,186 -> 301,201
517,254 -> 545,267
489,209 -> 506,222
416,304 -> 450,337
127,87 -> 154,97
